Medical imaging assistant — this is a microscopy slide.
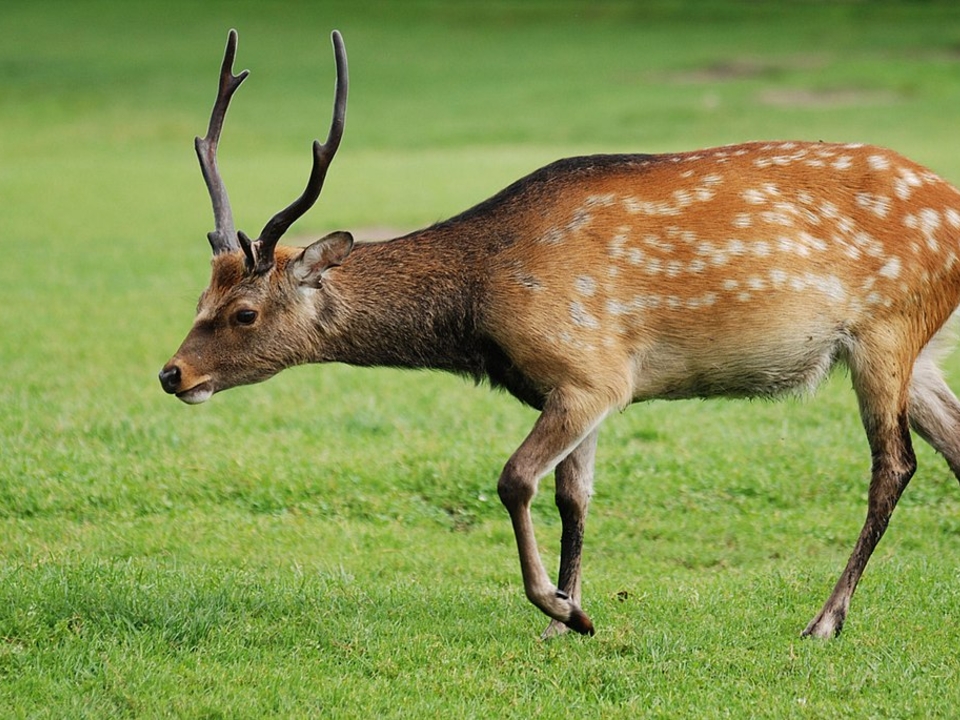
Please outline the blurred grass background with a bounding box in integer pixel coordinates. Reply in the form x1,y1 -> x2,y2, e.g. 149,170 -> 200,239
5,1 -> 960,717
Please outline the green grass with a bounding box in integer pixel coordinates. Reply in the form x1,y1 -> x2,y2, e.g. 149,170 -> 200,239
5,0 -> 960,716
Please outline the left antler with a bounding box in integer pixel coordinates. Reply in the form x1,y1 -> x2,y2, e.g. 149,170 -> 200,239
195,29 -> 249,256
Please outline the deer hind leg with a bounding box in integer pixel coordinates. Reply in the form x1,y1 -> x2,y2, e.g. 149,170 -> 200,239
541,428 -> 599,640
908,352 -> 960,480
497,389 -> 610,636
803,345 -> 917,638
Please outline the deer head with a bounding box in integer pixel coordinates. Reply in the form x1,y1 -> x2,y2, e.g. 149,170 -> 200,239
159,29 -> 351,403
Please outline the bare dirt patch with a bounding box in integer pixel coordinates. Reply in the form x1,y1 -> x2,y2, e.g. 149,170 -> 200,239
656,54 -> 901,110
758,87 -> 899,109
659,54 -> 827,84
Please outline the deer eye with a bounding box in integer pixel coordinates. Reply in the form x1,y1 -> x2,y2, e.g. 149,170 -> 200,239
235,309 -> 258,326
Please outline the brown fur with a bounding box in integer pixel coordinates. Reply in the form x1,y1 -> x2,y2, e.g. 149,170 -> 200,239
163,140 -> 960,639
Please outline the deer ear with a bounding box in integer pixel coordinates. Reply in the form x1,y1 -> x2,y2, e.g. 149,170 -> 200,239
291,231 -> 354,287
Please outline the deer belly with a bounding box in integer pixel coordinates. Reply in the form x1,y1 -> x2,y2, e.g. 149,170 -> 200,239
632,328 -> 850,401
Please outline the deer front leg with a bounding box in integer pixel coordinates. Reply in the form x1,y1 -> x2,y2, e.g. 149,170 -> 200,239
497,390 -> 608,636
541,428 -> 599,640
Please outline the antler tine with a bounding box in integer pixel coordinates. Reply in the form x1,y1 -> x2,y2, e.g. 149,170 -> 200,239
195,29 -> 249,256
246,30 -> 348,274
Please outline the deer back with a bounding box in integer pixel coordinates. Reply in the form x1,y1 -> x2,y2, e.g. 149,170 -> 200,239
464,143 -> 960,407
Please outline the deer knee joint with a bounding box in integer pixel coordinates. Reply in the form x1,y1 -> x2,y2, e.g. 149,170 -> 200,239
498,461 -> 535,508
555,484 -> 591,517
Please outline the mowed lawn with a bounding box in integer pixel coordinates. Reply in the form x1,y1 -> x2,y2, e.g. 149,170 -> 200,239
5,0 -> 960,716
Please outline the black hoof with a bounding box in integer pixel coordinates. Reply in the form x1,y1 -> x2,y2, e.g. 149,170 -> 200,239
565,607 -> 595,636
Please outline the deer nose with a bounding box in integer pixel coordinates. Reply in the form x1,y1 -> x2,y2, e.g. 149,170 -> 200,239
158,364 -> 182,394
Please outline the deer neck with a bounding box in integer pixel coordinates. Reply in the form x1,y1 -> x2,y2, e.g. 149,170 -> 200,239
316,228 -> 487,376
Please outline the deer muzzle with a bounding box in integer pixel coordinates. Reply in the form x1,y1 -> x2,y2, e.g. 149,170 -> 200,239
158,361 -> 214,404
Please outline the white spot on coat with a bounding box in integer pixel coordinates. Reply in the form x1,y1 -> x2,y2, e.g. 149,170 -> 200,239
855,192 -> 892,218
606,299 -> 630,316
919,208 -> 942,233
878,257 -> 901,279
919,208 -> 942,251
569,301 -> 600,330
760,211 -> 794,227
569,209 -> 593,232
894,167 -> 924,200
832,156 -> 853,170
799,231 -> 828,252
541,227 -> 565,245
608,234 -> 627,259
807,274 -> 847,303
673,189 -> 694,207
853,231 -> 885,257
726,239 -> 747,256
585,193 -> 616,207
752,241 -> 771,257
574,275 -> 597,296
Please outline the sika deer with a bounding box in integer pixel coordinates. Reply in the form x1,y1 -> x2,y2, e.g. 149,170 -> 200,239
160,29 -> 960,639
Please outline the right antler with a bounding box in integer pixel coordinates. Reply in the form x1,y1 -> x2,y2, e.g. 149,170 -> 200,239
241,30 -> 349,275
195,29 -> 249,256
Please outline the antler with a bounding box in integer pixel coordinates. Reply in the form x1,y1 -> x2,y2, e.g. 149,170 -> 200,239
195,29 -> 249,255
240,30 -> 349,274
